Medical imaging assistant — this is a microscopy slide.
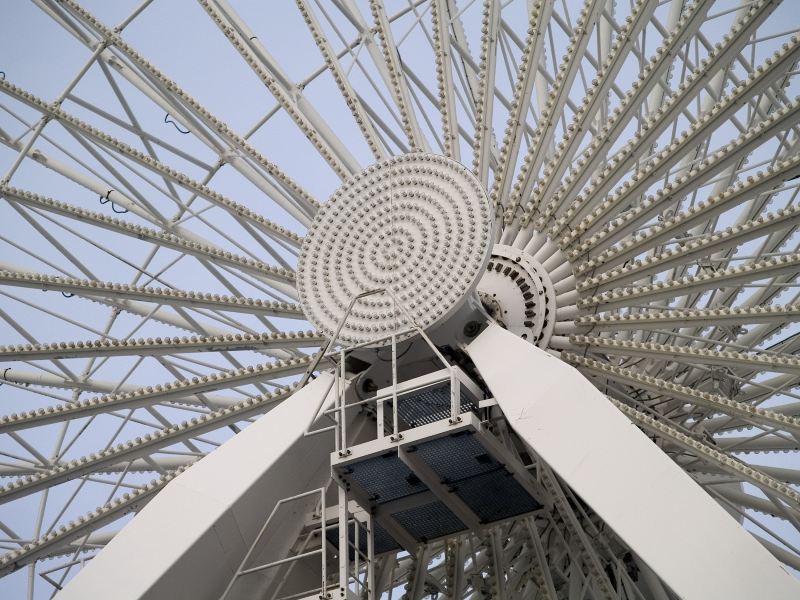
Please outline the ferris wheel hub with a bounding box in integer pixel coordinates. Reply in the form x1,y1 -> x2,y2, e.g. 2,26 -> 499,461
478,245 -> 558,348
296,153 -> 493,346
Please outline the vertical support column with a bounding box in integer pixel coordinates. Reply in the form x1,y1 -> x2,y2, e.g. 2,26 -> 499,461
353,518 -> 359,592
337,483 -> 349,599
376,399 -> 385,438
320,488 -> 327,597
339,350 -> 347,453
488,527 -> 507,600
449,538 -> 465,598
365,513 -> 375,600
391,333 -> 399,440
449,372 -> 459,423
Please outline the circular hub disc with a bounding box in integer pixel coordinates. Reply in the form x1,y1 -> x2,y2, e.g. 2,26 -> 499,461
297,153 -> 492,346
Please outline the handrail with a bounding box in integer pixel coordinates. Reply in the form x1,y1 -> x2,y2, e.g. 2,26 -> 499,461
301,287 -> 458,443
219,487 -> 326,600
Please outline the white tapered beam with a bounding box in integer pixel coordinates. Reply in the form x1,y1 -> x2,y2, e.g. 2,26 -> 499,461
467,323 -> 800,600
55,374 -> 338,600
0,468 -> 188,577
0,378 -> 311,502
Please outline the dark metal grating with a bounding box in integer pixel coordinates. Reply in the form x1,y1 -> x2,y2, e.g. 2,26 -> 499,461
373,520 -> 402,554
410,429 -> 542,523
391,500 -> 465,543
341,452 -> 427,505
411,431 -> 502,482
451,468 -> 542,523
325,520 -> 400,556
396,382 -> 478,428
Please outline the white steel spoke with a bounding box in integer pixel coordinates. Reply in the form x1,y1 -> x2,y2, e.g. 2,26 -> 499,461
505,0 -> 606,219
489,0 -> 552,215
471,0 -> 501,185
575,303 -> 800,330
296,0 -> 387,162
0,331 -> 322,362
368,0 -> 430,152
196,0 -> 360,179
0,357 -> 311,434
0,185 -> 299,285
431,0 -> 460,161
579,254 -> 800,310
0,269 -> 303,317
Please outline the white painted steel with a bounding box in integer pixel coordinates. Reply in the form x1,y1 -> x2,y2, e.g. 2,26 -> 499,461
54,374 -> 337,600
1,0 -> 800,595
296,152 -> 492,346
466,322 -> 800,600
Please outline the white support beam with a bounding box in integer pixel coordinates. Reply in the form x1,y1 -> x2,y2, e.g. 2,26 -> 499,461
54,374 -> 338,600
466,323 -> 800,600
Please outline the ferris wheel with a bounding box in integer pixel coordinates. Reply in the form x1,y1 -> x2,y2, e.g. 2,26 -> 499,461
0,0 -> 799,598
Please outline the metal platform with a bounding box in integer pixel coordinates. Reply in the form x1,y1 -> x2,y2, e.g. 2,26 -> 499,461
332,411 -> 542,550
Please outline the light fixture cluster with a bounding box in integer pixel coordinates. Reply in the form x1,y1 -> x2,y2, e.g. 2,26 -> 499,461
297,153 -> 492,345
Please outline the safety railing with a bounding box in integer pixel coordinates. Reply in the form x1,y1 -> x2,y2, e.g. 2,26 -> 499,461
219,487 -> 327,600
